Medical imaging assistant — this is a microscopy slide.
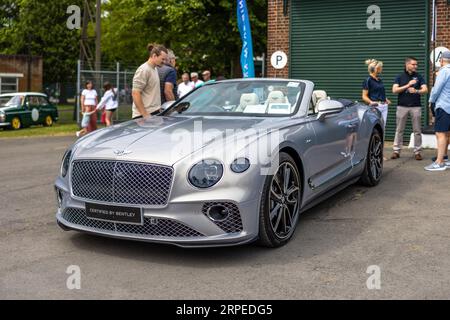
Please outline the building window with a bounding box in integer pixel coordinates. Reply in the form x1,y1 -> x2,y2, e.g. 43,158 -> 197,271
0,77 -> 19,94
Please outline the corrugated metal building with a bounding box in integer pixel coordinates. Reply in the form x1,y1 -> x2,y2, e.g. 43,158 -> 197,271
267,0 -> 450,139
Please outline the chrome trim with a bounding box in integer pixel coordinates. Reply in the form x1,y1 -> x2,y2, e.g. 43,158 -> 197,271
69,159 -> 175,209
60,207 -> 204,237
57,211 -> 256,248
205,204 -> 230,222
201,202 -> 243,234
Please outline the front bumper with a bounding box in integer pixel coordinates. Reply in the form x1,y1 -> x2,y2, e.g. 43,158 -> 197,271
0,122 -> 10,127
55,187 -> 260,248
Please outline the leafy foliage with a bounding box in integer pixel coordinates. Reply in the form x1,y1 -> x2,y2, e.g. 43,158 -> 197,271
0,0 -> 267,81
102,0 -> 267,77
0,0 -> 83,83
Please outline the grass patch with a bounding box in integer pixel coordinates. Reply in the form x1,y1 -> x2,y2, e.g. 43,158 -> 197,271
0,103 -> 132,139
0,123 -> 83,138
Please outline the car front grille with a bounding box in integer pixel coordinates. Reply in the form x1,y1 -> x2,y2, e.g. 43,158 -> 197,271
62,208 -> 204,238
71,160 -> 173,206
202,202 -> 243,234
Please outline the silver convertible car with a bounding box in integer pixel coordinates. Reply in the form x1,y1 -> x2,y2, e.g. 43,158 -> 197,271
55,79 -> 384,248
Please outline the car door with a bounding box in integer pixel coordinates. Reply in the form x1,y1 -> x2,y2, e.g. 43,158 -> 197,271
37,96 -> 51,123
26,95 -> 43,125
306,102 -> 356,193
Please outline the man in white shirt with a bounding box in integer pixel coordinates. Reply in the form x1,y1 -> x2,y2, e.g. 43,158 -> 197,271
177,73 -> 194,98
190,72 -> 204,88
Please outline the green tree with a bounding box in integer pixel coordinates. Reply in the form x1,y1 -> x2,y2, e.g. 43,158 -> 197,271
0,0 -> 267,84
0,0 -> 83,84
102,0 -> 267,77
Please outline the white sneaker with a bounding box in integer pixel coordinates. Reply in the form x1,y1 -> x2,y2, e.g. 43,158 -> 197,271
424,162 -> 447,172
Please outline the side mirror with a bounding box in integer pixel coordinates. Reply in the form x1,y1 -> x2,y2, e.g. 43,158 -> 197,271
175,102 -> 190,114
161,100 -> 175,111
317,99 -> 344,121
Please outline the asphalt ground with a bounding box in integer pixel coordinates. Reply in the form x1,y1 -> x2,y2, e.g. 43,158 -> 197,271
0,136 -> 449,299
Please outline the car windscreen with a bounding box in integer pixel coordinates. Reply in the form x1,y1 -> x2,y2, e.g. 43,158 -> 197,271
0,96 -> 22,108
163,80 -> 305,117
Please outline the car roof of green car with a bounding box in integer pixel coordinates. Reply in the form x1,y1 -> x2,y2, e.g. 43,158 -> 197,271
0,92 -> 47,98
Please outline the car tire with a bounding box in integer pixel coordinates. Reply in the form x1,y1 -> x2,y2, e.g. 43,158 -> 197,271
258,152 -> 302,248
43,115 -> 53,127
10,117 -> 21,130
359,128 -> 383,187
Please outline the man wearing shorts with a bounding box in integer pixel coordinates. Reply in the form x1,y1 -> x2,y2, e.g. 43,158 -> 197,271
425,51 -> 450,171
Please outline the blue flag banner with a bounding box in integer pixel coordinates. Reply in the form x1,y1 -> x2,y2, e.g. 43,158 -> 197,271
237,0 -> 255,78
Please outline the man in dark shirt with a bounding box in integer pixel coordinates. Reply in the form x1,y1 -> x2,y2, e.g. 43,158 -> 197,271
157,49 -> 178,105
391,57 -> 428,160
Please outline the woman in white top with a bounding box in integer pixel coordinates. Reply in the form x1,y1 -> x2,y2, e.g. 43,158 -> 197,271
81,81 -> 98,132
96,82 -> 118,127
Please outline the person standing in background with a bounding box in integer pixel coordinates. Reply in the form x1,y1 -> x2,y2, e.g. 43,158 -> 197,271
177,73 -> 193,98
202,70 -> 212,82
131,43 -> 168,119
158,49 -> 178,105
362,59 -> 391,127
190,72 -> 204,88
391,57 -> 428,161
96,82 -> 118,127
80,80 -> 98,133
425,51 -> 450,171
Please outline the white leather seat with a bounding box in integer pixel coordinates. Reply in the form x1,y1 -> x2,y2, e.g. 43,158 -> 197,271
266,91 -> 287,104
236,93 -> 259,112
312,90 -> 328,113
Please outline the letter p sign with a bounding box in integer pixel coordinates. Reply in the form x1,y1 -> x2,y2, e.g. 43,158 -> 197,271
271,51 -> 288,70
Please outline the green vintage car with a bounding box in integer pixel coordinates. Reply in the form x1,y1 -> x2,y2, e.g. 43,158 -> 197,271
0,92 -> 59,130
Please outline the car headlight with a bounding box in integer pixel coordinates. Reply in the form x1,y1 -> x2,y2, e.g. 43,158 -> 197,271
230,158 -> 250,173
60,149 -> 72,177
188,160 -> 223,188
0,112 -> 5,122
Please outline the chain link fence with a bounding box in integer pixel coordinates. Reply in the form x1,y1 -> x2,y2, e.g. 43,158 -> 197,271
76,60 -> 139,124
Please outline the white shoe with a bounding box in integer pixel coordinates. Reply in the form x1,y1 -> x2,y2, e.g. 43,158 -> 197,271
424,162 -> 447,172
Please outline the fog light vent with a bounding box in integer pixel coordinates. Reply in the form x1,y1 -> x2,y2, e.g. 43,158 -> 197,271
202,202 -> 243,234
56,188 -> 63,208
206,205 -> 230,222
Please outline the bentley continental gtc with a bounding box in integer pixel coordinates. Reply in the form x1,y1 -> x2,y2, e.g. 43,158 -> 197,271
55,79 -> 384,248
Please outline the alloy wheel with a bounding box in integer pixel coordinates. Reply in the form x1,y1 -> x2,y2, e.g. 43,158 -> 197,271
269,162 -> 301,239
369,134 -> 383,181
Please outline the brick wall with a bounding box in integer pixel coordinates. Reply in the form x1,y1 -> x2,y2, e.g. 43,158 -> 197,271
430,0 -> 450,79
428,0 -> 450,123
0,55 -> 43,92
435,0 -> 450,49
267,0 -> 290,78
